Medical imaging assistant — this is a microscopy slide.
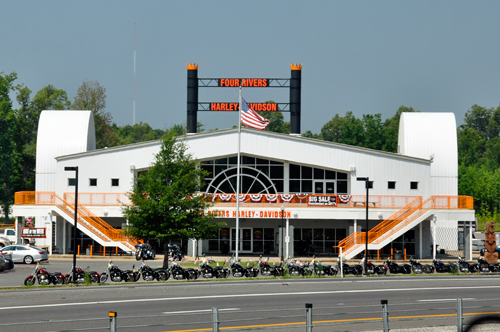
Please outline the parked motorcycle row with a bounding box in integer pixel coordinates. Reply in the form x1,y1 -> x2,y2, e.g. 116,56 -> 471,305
23,255 -> 499,286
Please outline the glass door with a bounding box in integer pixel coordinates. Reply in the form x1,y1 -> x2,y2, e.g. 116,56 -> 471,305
230,227 -> 253,253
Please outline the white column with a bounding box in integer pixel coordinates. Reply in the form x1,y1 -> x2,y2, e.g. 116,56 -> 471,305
419,222 -> 422,259
432,216 -> 437,260
354,220 -> 357,243
63,220 -> 67,254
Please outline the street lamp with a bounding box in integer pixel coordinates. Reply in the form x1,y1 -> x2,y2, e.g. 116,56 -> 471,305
65,166 -> 78,284
356,177 -> 370,275
280,204 -> 285,262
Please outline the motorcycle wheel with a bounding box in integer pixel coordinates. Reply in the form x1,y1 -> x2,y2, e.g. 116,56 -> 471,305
135,255 -> 141,261
24,276 -> 36,286
90,274 -> 99,283
100,273 -> 109,283
188,270 -> 198,280
64,276 -> 73,284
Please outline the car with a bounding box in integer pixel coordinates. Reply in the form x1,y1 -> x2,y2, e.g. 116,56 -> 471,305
0,236 -> 11,249
0,229 -> 16,244
0,252 -> 14,270
0,245 -> 48,264
0,255 -> 5,272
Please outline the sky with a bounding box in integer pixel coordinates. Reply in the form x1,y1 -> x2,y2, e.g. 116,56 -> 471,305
2,1 -> 500,134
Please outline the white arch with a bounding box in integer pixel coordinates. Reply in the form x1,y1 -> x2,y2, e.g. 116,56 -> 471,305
398,112 -> 457,196
35,110 -> 96,192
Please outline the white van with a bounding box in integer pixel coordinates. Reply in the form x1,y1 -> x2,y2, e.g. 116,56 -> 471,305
0,229 -> 16,244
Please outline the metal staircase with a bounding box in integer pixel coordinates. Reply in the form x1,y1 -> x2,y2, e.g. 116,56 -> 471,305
339,196 -> 473,259
55,193 -> 137,253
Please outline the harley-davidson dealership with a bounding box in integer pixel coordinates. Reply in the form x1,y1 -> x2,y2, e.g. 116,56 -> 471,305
12,64 -> 474,260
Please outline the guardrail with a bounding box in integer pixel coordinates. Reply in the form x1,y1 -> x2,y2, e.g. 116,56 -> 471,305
5,298 -> 499,331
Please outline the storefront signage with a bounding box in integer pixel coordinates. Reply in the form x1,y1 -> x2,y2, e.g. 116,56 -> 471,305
203,210 -> 291,218
218,78 -> 269,87
307,195 -> 337,206
21,227 -> 47,238
210,102 -> 277,112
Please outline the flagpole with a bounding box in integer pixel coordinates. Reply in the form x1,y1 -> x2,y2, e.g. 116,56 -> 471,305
236,85 -> 242,261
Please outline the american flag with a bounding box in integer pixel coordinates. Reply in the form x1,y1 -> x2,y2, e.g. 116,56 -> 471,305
241,98 -> 270,130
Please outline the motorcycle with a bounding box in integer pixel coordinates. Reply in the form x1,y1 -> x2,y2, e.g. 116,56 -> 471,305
257,256 -> 284,277
198,255 -> 230,279
135,243 -> 155,261
310,257 -> 338,276
365,259 -> 388,275
433,259 -> 457,273
228,255 -> 258,278
456,257 -> 477,273
385,258 -> 412,274
63,265 -> 101,284
477,257 -> 499,273
137,260 -> 169,281
168,244 -> 183,261
409,258 -> 435,274
284,259 -> 307,277
100,261 -> 140,283
24,263 -> 65,286
337,259 -> 363,276
168,262 -> 199,280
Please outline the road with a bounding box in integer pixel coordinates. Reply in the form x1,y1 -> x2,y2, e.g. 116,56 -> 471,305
1,259 -> 500,331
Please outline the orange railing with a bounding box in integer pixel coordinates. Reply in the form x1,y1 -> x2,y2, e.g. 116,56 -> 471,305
339,195 -> 474,256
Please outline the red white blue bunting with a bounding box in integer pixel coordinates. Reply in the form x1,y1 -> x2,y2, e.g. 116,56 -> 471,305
296,193 -> 307,200
234,194 -> 247,202
265,194 -> 278,202
219,194 -> 232,202
338,195 -> 351,203
280,194 -> 294,202
249,194 -> 263,202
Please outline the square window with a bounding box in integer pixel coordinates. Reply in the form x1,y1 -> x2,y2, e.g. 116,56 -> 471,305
337,181 -> 348,194
270,165 -> 283,179
111,179 -> 119,187
290,164 -> 301,179
289,180 -> 301,192
89,178 -> 97,186
302,180 -> 312,193
228,156 -> 237,164
314,168 -> 324,179
337,172 -> 348,180
388,181 -> 396,190
68,178 -> 76,186
302,166 -> 312,179
410,181 -> 418,190
325,170 -> 336,180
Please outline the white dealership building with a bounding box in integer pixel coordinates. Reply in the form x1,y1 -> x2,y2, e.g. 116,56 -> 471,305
13,110 -> 474,259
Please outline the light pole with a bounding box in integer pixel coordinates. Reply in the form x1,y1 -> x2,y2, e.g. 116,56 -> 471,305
280,204 -> 285,262
65,166 -> 78,283
356,177 -> 369,275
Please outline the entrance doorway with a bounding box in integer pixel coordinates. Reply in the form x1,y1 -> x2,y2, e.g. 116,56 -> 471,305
231,228 -> 253,253
314,181 -> 335,194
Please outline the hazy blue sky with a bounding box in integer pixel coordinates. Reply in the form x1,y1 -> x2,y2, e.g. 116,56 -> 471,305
2,1 -> 500,134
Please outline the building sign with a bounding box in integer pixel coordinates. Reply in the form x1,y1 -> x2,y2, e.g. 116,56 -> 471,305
218,78 -> 269,87
307,195 -> 337,206
203,210 -> 291,218
21,227 -> 47,238
210,102 -> 277,112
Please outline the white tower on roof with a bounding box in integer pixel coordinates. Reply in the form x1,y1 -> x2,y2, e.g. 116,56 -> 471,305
35,110 -> 96,192
398,112 -> 458,196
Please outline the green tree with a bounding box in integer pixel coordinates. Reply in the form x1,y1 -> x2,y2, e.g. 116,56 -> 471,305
0,72 -> 21,223
122,131 -> 221,268
380,105 -> 418,153
257,101 -> 290,134
362,113 -> 384,150
320,111 -> 364,145
72,80 -> 118,148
